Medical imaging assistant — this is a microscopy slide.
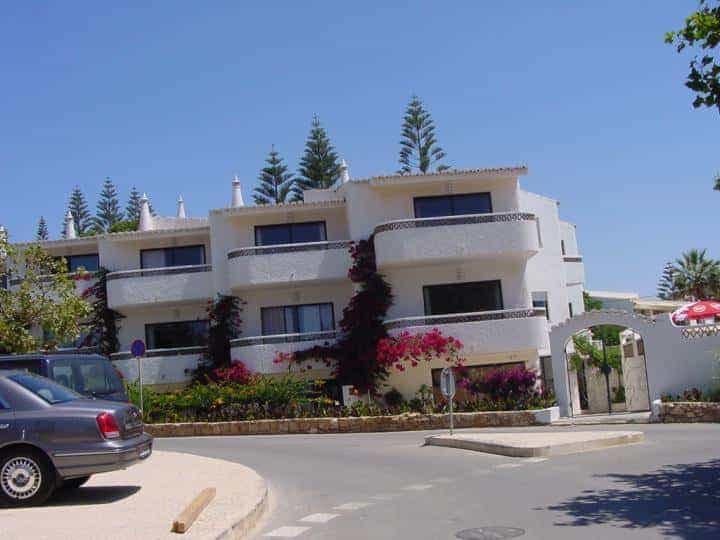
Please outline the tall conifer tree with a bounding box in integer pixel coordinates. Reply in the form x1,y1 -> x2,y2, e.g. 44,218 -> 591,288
398,95 -> 448,174
68,186 -> 91,235
93,178 -> 124,233
253,146 -> 295,205
35,216 -> 49,240
293,115 -> 341,200
126,186 -> 142,223
657,261 -> 678,300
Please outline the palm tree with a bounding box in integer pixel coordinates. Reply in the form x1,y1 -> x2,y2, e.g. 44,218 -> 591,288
671,249 -> 720,300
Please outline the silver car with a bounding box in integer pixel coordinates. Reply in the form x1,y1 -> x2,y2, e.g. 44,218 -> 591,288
0,370 -> 152,507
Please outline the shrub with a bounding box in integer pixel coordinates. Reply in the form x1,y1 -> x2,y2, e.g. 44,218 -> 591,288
464,365 -> 553,410
211,361 -> 252,384
384,387 -> 404,407
661,387 -> 720,403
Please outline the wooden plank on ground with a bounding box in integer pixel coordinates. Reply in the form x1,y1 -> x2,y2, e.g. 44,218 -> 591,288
172,487 -> 216,534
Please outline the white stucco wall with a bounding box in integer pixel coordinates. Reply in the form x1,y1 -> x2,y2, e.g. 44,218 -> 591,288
344,176 -> 521,239
117,303 -> 208,351
374,216 -> 540,269
98,232 -> 211,272
520,190 -> 584,326
383,260 -> 530,320
228,244 -> 351,289
107,268 -> 213,310
239,282 -> 355,337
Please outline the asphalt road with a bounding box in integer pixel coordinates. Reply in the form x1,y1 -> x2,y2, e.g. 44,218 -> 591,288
158,424 -> 720,540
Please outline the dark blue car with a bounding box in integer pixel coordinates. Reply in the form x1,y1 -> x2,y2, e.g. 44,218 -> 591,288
0,354 -> 127,402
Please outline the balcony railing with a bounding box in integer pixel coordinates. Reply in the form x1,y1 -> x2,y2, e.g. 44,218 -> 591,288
230,330 -> 338,347
373,212 -> 537,235
383,308 -> 546,330
110,345 -> 208,361
106,264 -> 212,280
227,240 -> 352,259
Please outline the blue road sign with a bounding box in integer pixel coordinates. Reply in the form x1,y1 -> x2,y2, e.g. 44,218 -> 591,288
131,339 -> 146,358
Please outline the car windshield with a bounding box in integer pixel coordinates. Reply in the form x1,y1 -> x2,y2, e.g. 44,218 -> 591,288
9,373 -> 81,404
50,357 -> 124,396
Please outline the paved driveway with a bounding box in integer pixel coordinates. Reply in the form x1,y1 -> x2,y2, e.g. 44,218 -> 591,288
158,424 -> 720,540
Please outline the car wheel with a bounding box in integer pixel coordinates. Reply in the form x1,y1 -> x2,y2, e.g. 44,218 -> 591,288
0,449 -> 54,507
59,475 -> 91,490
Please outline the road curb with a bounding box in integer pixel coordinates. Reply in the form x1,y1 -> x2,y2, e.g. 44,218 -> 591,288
215,483 -> 268,540
425,430 -> 645,457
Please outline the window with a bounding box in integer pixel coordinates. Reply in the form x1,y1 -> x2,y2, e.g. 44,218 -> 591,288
532,292 -> 550,321
413,193 -> 492,219
140,245 -> 205,269
0,359 -> 42,374
561,240 -> 566,255
49,357 -> 124,397
9,373 -> 80,404
423,281 -> 503,316
261,303 -> 335,335
568,302 -> 574,318
145,320 -> 209,349
68,254 -> 99,272
254,222 -> 327,246
0,274 -> 7,290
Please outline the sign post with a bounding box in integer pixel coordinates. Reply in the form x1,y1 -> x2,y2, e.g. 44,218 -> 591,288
131,339 -> 146,413
440,367 -> 456,435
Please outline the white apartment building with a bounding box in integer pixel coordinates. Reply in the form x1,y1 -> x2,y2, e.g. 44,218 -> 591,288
7,165 -> 585,399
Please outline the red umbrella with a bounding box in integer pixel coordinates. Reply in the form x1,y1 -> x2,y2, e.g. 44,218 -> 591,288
677,300 -> 720,321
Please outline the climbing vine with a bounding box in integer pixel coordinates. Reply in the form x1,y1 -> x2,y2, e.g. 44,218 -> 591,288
274,238 -> 394,393
80,268 -> 123,355
194,294 -> 245,382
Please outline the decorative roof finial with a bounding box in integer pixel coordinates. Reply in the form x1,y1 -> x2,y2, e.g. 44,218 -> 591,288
339,159 -> 350,184
177,195 -> 186,219
232,174 -> 244,207
139,193 -> 153,232
64,210 -> 77,239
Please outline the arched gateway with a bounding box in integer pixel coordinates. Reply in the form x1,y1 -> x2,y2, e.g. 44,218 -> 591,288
549,310 -> 720,417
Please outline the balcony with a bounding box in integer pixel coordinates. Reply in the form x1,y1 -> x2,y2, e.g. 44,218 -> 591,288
384,308 -> 549,355
110,346 -> 206,387
230,330 -> 338,373
373,212 -> 540,268
563,256 -> 585,285
106,265 -> 213,310
227,241 -> 352,289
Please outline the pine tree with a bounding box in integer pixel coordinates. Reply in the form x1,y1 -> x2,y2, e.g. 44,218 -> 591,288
93,177 -> 124,233
35,216 -> 48,240
68,186 -> 91,235
657,262 -> 678,300
292,115 -> 341,201
125,186 -> 142,223
398,95 -> 449,174
253,146 -> 295,205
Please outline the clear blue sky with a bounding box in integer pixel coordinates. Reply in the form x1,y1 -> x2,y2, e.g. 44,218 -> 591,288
1,1 -> 717,295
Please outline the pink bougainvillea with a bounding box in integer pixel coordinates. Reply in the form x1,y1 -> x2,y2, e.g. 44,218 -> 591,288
376,328 -> 465,372
211,360 -> 252,384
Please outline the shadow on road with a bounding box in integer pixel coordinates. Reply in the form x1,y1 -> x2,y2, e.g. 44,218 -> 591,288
46,485 -> 141,506
546,458 -> 720,539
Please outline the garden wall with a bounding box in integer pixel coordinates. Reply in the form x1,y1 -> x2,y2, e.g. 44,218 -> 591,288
656,402 -> 720,423
146,409 -> 542,437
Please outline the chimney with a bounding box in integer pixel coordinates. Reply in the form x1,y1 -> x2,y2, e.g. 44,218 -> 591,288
232,175 -> 244,207
139,193 -> 153,231
339,159 -> 350,184
177,195 -> 187,218
64,210 -> 77,239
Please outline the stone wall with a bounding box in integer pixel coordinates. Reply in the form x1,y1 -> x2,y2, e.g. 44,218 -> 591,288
146,410 -> 539,438
657,402 -> 720,423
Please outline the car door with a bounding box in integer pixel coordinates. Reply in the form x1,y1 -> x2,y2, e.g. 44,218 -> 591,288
0,386 -> 17,446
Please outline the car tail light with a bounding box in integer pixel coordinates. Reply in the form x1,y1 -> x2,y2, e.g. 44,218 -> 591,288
96,412 -> 121,439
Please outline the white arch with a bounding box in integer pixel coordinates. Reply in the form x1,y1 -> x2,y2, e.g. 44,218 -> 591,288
550,310 -> 720,417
